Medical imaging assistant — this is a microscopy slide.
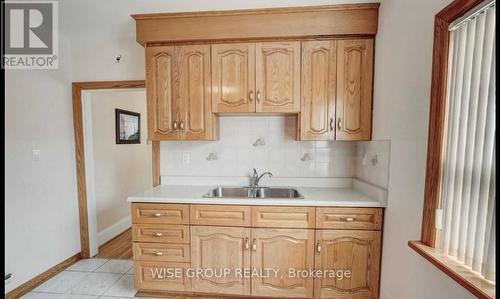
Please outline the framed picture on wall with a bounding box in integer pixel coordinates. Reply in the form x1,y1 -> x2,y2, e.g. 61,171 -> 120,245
115,109 -> 140,144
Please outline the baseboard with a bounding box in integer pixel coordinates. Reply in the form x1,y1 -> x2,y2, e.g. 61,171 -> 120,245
5,253 -> 81,299
98,216 -> 131,246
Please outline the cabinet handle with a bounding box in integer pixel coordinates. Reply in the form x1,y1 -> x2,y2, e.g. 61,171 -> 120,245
337,118 -> 342,131
179,120 -> 184,131
153,212 -> 164,217
153,232 -> 164,237
341,217 -> 356,222
244,238 -> 250,250
256,91 -> 261,103
249,91 -> 254,102
329,117 -> 334,131
173,121 -> 178,130
153,251 -> 164,256
316,242 -> 322,254
252,239 -> 257,251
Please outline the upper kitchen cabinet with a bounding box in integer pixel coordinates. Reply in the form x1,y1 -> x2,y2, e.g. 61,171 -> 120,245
178,45 -> 217,140
146,44 -> 218,141
255,42 -> 301,113
146,45 -> 179,140
135,4 -> 379,140
336,39 -> 374,141
212,43 -> 255,113
211,41 -> 300,114
299,38 -> 374,141
299,40 -> 337,140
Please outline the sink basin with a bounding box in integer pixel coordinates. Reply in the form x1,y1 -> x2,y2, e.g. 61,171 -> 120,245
204,187 -> 304,199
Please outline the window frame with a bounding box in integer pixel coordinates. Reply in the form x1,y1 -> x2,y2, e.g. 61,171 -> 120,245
412,0 -> 495,298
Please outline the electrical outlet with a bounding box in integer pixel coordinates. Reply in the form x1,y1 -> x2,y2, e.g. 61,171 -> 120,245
32,149 -> 41,162
182,153 -> 190,164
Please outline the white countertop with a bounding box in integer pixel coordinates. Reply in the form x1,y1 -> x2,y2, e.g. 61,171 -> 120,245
127,178 -> 387,207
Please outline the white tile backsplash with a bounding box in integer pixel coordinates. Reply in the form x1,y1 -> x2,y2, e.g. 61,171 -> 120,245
355,140 -> 391,188
160,116 -> 390,188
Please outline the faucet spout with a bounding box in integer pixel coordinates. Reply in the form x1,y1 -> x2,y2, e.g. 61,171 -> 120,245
249,169 -> 273,187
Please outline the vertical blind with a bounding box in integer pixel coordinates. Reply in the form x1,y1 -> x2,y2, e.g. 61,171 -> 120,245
439,2 -> 495,282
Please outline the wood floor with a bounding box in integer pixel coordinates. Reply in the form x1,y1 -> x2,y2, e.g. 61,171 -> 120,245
95,228 -> 133,259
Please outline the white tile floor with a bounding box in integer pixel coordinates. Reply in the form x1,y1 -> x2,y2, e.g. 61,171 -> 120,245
22,258 -> 148,299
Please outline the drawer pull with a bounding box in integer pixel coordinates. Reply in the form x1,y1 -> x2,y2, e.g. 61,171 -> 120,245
341,217 -> 356,222
252,238 -> 257,251
153,251 -> 164,256
244,238 -> 250,250
153,232 -> 164,237
316,242 -> 321,254
153,212 -> 164,217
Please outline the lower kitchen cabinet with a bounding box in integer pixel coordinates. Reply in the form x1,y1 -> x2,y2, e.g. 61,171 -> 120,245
131,203 -> 383,299
190,226 -> 251,295
314,230 -> 381,299
251,228 -> 315,298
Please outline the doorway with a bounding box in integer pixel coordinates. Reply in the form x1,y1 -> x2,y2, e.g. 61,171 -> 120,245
72,81 -> 160,259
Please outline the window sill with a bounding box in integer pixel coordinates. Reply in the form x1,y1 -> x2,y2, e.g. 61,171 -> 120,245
408,240 -> 495,299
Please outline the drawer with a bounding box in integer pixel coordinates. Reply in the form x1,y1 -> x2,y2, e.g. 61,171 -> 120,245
316,207 -> 383,230
190,205 -> 251,227
133,243 -> 190,262
134,261 -> 191,292
252,206 -> 315,228
132,203 -> 189,224
132,224 -> 190,243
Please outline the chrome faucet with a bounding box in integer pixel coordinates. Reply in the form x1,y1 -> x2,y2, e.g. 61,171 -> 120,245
250,168 -> 273,187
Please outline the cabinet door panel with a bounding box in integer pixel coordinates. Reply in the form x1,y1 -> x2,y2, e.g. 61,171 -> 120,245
314,230 -> 381,298
178,45 -> 216,140
300,40 -> 336,140
336,39 -> 373,140
191,226 -> 251,295
146,45 -> 180,140
251,228 -> 314,298
212,43 -> 255,113
255,42 -> 300,113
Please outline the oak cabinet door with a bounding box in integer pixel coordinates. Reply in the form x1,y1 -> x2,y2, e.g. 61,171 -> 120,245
255,42 -> 301,113
336,39 -> 374,141
178,45 -> 217,140
314,230 -> 381,299
251,228 -> 314,298
191,226 -> 251,296
212,43 -> 256,113
146,45 -> 180,140
300,40 -> 336,140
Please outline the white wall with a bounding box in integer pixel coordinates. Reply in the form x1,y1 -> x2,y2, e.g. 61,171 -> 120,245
89,89 -> 151,236
5,32 -> 81,292
4,0 -> 476,297
373,0 -> 473,298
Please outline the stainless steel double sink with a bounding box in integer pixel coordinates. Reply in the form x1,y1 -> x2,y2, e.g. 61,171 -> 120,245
203,187 -> 304,199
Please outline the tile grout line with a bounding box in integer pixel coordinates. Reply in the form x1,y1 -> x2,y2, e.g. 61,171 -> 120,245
99,272 -> 127,297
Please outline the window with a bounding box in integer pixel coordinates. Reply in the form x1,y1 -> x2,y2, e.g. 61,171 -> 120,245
438,1 -> 496,283
411,0 -> 496,297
